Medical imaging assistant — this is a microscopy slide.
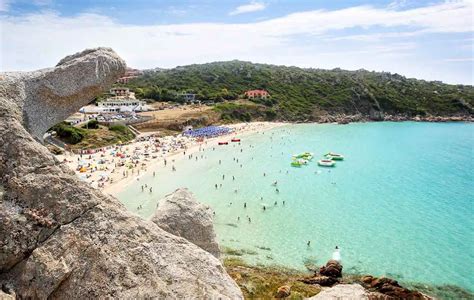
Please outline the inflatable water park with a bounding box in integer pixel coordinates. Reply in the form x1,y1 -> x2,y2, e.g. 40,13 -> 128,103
291,151 -> 345,167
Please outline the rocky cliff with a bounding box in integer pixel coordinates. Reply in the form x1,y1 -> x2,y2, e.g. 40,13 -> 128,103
0,48 -> 242,299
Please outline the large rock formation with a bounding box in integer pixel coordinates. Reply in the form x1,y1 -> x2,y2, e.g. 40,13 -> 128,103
151,188 -> 221,258
0,48 -> 242,299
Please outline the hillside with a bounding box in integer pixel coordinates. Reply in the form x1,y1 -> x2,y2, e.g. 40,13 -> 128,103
123,61 -> 474,122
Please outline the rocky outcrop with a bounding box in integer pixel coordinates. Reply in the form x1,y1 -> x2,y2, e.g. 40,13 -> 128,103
275,285 -> 291,298
151,188 -> 220,258
0,48 -> 242,299
300,260 -> 343,287
308,284 -> 368,299
360,275 -> 428,299
319,260 -> 343,278
0,290 -> 15,300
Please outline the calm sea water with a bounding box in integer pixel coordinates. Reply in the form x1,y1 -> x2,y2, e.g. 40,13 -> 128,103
116,122 -> 473,291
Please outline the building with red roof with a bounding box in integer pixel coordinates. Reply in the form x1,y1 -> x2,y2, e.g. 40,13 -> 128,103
244,89 -> 270,99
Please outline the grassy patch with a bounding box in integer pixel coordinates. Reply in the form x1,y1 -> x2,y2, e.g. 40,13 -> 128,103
223,258 -> 320,299
52,123 -> 135,150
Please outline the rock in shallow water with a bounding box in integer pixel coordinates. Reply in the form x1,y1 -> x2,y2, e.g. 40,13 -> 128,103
151,188 -> 221,258
0,48 -> 242,299
319,260 -> 343,278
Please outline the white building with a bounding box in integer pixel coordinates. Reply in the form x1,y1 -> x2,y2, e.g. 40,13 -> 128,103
80,87 -> 150,113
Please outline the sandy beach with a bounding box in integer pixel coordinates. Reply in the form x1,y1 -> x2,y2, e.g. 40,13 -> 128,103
57,122 -> 286,196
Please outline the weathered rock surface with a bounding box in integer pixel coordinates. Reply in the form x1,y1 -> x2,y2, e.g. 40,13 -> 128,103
275,285 -> 291,298
300,275 -> 339,287
300,259 -> 343,288
0,48 -> 242,299
151,188 -> 221,258
360,275 -> 429,299
0,290 -> 15,300
319,260 -> 343,278
308,284 -> 368,299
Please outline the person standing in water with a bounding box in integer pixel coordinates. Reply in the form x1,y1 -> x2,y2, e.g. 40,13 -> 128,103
332,246 -> 341,262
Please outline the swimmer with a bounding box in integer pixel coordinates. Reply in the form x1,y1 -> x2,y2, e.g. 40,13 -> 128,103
244,202 -> 247,208
307,241 -> 311,246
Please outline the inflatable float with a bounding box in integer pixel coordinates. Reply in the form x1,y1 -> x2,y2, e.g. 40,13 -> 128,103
318,159 -> 336,167
325,152 -> 344,160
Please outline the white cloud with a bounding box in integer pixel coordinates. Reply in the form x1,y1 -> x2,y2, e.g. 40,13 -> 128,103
0,0 -> 11,12
32,0 -> 53,6
388,0 -> 408,10
0,1 -> 472,84
444,57 -> 473,62
229,1 -> 266,16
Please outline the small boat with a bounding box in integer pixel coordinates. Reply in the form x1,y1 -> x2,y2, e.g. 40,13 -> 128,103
231,138 -> 241,142
325,152 -> 344,160
218,142 -> 228,145
318,159 -> 336,167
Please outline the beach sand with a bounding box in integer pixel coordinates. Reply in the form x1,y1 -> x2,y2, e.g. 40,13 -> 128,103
57,122 -> 286,196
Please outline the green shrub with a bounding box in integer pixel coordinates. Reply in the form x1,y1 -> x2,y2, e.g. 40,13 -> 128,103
51,122 -> 85,144
108,124 -> 128,133
82,119 -> 99,129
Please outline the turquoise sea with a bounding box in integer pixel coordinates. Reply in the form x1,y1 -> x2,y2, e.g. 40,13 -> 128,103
116,122 -> 474,293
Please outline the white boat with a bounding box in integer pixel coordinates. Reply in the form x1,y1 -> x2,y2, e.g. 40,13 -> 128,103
318,159 -> 335,167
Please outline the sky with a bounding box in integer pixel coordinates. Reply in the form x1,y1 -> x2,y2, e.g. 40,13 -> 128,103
0,0 -> 473,84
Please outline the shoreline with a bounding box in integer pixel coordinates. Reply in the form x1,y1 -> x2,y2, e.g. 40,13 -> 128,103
57,121 -> 287,195
56,119 -> 472,195
223,254 -> 474,299
310,113 -> 473,124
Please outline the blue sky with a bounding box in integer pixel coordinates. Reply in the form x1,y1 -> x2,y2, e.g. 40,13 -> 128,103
1,0 -> 473,84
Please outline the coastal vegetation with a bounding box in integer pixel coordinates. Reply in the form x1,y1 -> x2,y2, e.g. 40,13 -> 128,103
121,61 -> 474,121
224,257 -> 321,299
51,121 -> 135,149
223,255 -> 474,299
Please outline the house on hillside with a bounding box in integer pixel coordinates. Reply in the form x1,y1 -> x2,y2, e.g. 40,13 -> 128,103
179,92 -> 197,103
244,89 -> 270,99
116,68 -> 143,84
